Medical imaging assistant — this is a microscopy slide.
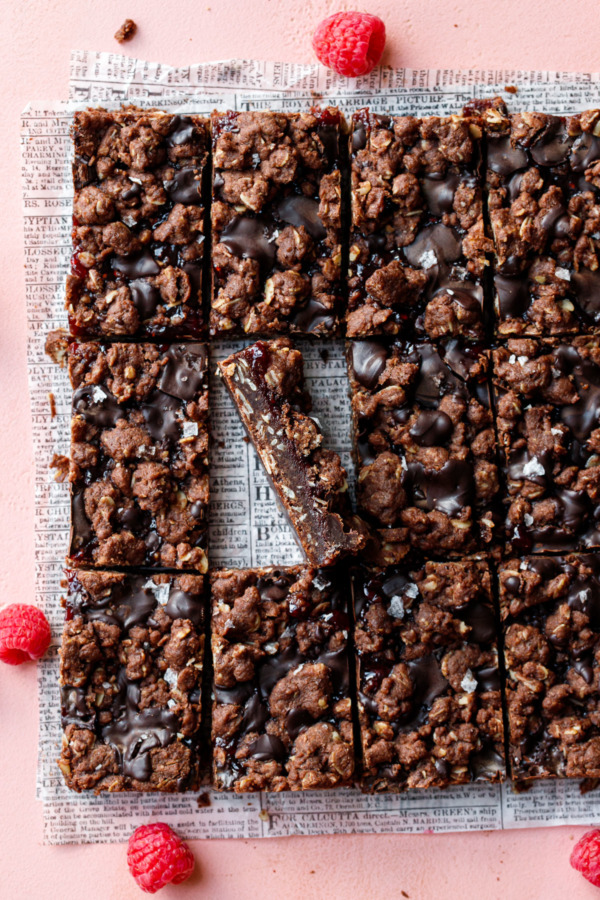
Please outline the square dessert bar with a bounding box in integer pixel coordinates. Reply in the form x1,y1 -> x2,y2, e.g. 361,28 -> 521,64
211,566 -> 355,792
218,337 -> 364,566
354,560 -> 505,792
347,110 -> 490,338
347,337 -> 498,563
69,108 -> 209,339
485,105 -> 600,336
211,108 -> 343,336
499,553 -> 600,780
492,337 -> 600,553
59,568 -> 207,793
68,340 -> 209,570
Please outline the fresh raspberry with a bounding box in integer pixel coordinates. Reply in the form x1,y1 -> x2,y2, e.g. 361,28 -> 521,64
127,823 -> 195,894
0,604 -> 51,665
312,12 -> 386,78
571,829 -> 600,887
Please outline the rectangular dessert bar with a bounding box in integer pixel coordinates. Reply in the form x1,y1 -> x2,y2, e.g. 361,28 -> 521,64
347,337 -> 499,563
492,337 -> 600,553
69,108 -> 209,339
347,110 -> 490,338
485,104 -> 600,336
499,553 -> 600,780
59,568 -> 207,793
211,566 -> 355,792
68,340 -> 209,570
211,108 -> 343,336
354,560 -> 505,792
218,337 -> 364,566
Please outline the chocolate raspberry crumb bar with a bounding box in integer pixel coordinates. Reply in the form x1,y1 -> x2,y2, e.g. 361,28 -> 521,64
59,569 -> 207,793
347,338 -> 498,563
69,108 -> 208,339
485,104 -> 600,336
354,560 -> 505,792
68,341 -> 209,570
492,337 -> 600,553
499,553 -> 600,780
218,337 -> 364,566
211,109 -> 343,336
210,566 -> 355,791
347,110 -> 490,339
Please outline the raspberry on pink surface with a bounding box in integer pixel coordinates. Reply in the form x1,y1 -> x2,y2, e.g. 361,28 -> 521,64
571,829 -> 600,888
0,603 -> 51,665
312,11 -> 386,78
127,823 -> 195,894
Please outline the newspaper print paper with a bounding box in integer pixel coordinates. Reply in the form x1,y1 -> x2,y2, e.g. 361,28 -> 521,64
20,49 -> 600,843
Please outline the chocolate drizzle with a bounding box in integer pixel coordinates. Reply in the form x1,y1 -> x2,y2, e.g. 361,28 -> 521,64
355,562 -> 505,788
60,568 -> 206,789
211,566 -> 353,785
496,340 -> 600,552
68,341 -> 209,567
488,111 -> 600,331
101,677 -> 180,781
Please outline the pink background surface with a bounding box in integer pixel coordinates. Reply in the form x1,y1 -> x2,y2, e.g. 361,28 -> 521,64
2,0 -> 600,896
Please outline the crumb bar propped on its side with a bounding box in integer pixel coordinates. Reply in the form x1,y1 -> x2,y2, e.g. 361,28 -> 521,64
218,337 -> 364,567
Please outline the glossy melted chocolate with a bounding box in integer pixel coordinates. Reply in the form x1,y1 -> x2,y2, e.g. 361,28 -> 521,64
499,553 -> 600,779
354,561 -> 505,792
60,569 -> 206,791
69,111 -> 208,339
211,566 -> 354,792
69,342 -> 209,569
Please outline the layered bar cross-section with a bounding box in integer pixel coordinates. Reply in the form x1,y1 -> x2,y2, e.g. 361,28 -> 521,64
69,108 -> 209,339
59,568 -> 207,793
211,566 -> 355,792
68,341 -> 209,569
219,337 -> 363,566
